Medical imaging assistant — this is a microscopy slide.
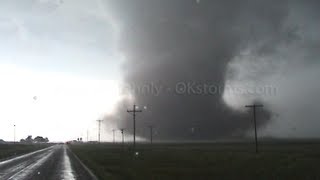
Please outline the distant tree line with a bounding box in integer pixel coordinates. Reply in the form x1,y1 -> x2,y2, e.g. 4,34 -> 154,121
20,135 -> 49,144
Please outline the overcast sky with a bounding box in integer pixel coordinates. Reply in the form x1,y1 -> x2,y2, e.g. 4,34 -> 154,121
0,0 -> 123,141
0,0 -> 320,142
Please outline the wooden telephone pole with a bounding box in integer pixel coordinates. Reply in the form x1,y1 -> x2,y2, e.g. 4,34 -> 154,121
120,128 -> 125,145
149,125 -> 153,144
112,129 -> 116,143
127,104 -> 142,148
245,104 -> 263,153
97,120 -> 103,143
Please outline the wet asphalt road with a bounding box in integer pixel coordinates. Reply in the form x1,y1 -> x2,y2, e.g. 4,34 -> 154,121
0,145 -> 97,180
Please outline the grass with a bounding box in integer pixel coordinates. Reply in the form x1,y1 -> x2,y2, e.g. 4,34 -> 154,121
0,143 -> 52,160
69,142 -> 320,180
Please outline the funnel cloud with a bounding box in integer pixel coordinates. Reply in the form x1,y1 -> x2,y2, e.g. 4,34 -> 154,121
103,0 -> 320,140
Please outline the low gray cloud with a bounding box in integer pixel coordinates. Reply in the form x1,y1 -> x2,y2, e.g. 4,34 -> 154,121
102,0 -> 296,140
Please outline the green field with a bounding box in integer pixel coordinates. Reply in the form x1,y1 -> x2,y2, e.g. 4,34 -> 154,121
69,142 -> 320,180
0,143 -> 52,160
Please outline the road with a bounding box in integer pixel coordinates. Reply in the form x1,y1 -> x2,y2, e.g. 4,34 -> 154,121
0,145 -> 98,180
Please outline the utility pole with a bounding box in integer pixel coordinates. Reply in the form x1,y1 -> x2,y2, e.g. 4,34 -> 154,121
97,120 -> 103,143
13,124 -> 16,144
149,125 -> 153,144
245,104 -> 263,153
127,104 -> 142,149
87,129 -> 89,142
120,128 -> 124,145
112,129 -> 116,143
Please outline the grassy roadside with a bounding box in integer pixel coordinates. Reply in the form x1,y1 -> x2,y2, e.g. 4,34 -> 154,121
0,143 -> 53,160
69,143 -> 320,180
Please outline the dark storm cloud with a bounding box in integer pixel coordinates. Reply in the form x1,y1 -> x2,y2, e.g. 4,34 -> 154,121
221,0 -> 320,137
104,0 -> 292,140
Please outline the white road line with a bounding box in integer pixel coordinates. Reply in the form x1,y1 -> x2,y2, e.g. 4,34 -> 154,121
61,145 -> 76,180
7,148 -> 55,180
67,146 -> 99,180
0,161 -> 29,177
0,145 -> 54,167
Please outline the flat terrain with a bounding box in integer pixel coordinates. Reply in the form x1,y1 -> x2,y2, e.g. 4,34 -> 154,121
70,142 -> 320,180
0,144 -> 97,180
0,144 -> 51,160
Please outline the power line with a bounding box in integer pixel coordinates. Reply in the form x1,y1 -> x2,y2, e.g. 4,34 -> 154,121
245,104 -> 263,153
127,104 -> 142,149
